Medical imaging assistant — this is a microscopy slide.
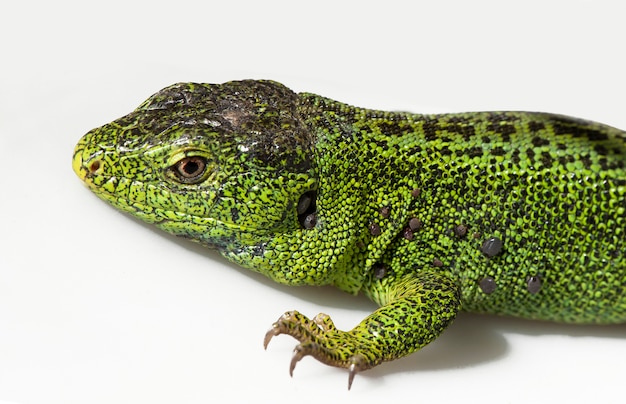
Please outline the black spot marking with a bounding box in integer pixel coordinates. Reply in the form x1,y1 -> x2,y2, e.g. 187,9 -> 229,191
487,123 -> 516,137
528,121 -> 546,132
467,146 -> 483,157
454,224 -> 468,238
373,264 -> 388,279
377,121 -> 409,136
532,136 -> 550,147
490,147 -> 506,156
540,151 -> 554,166
403,228 -> 414,240
585,129 -> 609,141
511,149 -> 521,164
445,123 -> 476,141
481,237 -> 503,257
422,119 -> 439,141
369,222 -> 382,236
479,277 -> 497,294
408,217 -> 422,231
552,122 -> 575,136
527,276 -> 542,294
553,121 -> 609,142
594,144 -> 609,156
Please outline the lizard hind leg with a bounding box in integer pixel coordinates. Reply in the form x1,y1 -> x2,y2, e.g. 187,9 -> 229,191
264,270 -> 461,389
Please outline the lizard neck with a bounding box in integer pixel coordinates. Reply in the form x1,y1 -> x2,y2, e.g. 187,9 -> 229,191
297,94 -> 421,294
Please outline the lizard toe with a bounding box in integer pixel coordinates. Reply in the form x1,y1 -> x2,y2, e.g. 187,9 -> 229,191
312,312 -> 337,332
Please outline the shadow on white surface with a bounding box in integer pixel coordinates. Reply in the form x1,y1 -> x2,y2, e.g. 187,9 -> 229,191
135,213 -> 626,375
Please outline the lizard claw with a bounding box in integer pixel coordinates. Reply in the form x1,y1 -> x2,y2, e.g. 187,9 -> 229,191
348,363 -> 357,390
347,354 -> 366,390
289,345 -> 306,377
263,325 -> 279,350
263,311 -> 297,350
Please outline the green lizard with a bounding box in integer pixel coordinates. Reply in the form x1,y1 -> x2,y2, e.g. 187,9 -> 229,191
73,80 -> 626,389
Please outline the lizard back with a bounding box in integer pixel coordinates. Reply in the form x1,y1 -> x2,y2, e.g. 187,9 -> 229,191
300,94 -> 626,323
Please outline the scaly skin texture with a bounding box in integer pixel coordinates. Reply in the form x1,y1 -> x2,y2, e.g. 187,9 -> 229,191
73,80 -> 626,389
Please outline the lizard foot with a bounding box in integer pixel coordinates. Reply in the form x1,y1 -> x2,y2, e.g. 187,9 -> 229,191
264,311 -> 374,390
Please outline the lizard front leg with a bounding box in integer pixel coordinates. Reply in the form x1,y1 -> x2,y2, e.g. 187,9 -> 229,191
264,270 -> 461,389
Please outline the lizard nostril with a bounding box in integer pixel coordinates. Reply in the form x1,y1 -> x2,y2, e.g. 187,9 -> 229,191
89,160 -> 101,174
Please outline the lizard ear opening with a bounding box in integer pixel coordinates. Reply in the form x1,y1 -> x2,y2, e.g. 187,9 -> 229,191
297,190 -> 317,229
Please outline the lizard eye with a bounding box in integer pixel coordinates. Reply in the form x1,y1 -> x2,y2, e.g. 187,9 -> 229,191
169,156 -> 209,184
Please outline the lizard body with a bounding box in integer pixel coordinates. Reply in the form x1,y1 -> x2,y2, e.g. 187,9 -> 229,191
73,80 -> 626,388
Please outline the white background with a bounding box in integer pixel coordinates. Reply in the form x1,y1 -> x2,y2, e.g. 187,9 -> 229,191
2,1 -> 626,403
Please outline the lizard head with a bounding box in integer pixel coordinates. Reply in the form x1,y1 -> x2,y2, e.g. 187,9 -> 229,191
73,80 -> 318,263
